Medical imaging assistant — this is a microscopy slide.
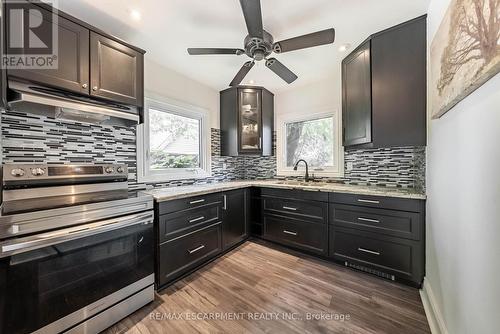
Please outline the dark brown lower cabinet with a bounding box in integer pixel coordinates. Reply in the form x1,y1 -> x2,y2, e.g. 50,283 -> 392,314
155,190 -> 249,289
330,227 -> 423,284
222,189 -> 249,250
329,193 -> 425,287
155,188 -> 425,289
263,214 -> 327,256
158,223 -> 222,287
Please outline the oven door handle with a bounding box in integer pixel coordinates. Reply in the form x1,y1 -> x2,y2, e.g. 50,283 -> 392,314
0,211 -> 154,258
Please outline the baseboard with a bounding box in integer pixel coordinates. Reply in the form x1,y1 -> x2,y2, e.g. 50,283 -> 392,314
420,278 -> 449,334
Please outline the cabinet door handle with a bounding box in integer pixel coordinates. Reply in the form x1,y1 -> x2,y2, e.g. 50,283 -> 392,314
189,199 -> 205,204
357,217 -> 380,223
188,216 -> 205,223
223,195 -> 227,210
92,86 -> 98,91
357,247 -> 380,256
357,199 -> 380,204
283,230 -> 297,236
82,83 -> 88,89
282,206 -> 297,211
188,245 -> 205,254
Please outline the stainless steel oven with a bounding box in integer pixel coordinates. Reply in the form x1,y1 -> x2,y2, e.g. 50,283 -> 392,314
0,164 -> 155,334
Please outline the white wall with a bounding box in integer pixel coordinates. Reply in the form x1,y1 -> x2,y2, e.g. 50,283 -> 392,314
144,57 -> 220,129
425,1 -> 500,333
275,75 -> 341,117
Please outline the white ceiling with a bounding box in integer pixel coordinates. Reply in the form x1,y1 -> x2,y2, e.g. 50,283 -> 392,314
57,0 -> 429,93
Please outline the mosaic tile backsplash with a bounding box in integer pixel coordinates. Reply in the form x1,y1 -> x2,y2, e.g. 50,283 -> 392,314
2,110 -> 138,179
1,110 -> 425,191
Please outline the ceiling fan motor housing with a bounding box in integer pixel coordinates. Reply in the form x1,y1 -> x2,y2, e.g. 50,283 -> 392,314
244,30 -> 273,61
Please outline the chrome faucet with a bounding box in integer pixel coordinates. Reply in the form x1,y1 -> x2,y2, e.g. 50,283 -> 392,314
293,159 -> 310,182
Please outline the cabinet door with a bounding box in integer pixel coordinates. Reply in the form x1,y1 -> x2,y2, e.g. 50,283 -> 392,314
342,40 -> 372,146
371,17 -> 426,147
90,32 -> 143,106
222,189 -> 248,250
238,88 -> 262,153
6,1 -> 90,94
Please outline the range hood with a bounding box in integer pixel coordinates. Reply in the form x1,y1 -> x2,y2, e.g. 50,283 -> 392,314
7,80 -> 140,126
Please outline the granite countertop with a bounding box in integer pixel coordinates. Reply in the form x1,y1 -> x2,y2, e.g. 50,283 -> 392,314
145,180 -> 426,202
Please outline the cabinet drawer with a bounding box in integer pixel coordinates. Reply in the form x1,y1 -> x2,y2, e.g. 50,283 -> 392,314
261,188 -> 329,202
158,223 -> 222,286
330,204 -> 421,240
157,193 -> 223,215
331,228 -> 419,279
159,204 -> 222,242
329,192 -> 424,212
263,214 -> 327,255
263,197 -> 327,223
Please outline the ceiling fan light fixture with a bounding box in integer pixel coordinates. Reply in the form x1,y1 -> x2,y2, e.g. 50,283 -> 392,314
187,0 -> 336,86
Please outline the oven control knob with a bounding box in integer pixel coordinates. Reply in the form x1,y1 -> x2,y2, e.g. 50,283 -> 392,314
117,166 -> 124,173
31,168 -> 45,176
10,168 -> 25,177
105,167 -> 114,174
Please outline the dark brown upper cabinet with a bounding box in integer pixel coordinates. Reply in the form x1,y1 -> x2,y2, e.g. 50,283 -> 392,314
220,86 -> 274,156
342,15 -> 427,149
4,0 -> 145,108
5,1 -> 90,95
342,40 -> 372,146
90,32 -> 144,107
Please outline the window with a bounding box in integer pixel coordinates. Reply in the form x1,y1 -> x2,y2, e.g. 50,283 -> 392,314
137,98 -> 210,182
277,111 -> 343,178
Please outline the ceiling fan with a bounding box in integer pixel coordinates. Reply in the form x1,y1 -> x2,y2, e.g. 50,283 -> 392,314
187,0 -> 335,87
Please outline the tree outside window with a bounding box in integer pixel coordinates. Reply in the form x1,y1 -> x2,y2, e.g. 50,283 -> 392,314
285,117 -> 334,168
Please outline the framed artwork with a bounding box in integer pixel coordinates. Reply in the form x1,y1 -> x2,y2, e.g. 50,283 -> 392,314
431,0 -> 500,119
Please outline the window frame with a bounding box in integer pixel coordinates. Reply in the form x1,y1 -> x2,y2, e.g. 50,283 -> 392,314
137,97 -> 211,183
276,110 -> 344,178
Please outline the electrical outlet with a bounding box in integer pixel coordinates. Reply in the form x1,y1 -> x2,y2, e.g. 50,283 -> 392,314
346,162 -> 354,171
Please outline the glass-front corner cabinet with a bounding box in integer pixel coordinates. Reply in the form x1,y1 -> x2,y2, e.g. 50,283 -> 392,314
239,88 -> 261,152
220,86 -> 274,156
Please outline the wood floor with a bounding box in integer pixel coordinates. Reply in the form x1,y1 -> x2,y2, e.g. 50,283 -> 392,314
104,240 -> 431,334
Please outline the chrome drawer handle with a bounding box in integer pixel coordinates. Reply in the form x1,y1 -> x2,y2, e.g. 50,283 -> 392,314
283,230 -> 297,236
358,247 -> 380,256
189,199 -> 205,204
189,216 -> 205,223
357,217 -> 380,223
282,206 -> 298,211
357,199 -> 380,204
188,245 -> 205,254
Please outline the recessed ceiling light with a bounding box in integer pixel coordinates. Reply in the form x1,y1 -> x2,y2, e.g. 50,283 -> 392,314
130,9 -> 141,21
248,80 -> 255,84
339,43 -> 351,52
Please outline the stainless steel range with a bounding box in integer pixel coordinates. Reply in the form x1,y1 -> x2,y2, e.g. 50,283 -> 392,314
0,164 -> 155,334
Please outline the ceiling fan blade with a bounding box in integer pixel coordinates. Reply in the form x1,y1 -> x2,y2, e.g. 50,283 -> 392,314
239,0 -> 263,38
265,58 -> 298,84
273,28 -> 335,53
187,48 -> 245,55
230,61 -> 255,87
